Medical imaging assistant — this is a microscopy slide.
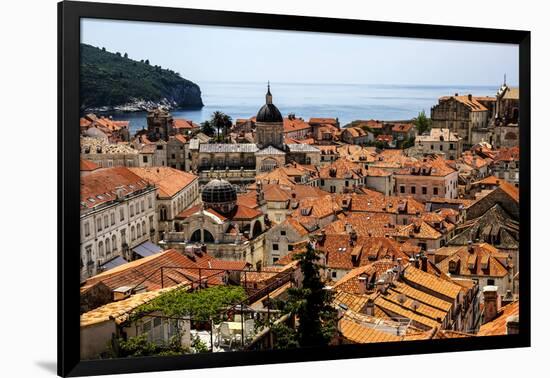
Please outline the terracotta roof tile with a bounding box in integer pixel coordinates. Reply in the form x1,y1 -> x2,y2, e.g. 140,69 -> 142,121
436,243 -> 510,278
402,265 -> 462,300
128,167 -> 197,198
340,317 -> 401,343
80,167 -> 151,210
477,301 -> 519,336
317,235 -> 408,270
80,158 -> 100,172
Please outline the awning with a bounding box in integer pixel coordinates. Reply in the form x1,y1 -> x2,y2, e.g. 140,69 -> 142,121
132,241 -> 163,258
99,255 -> 128,271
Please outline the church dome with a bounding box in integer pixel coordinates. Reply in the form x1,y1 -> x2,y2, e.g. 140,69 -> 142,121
256,83 -> 283,123
256,104 -> 283,123
201,179 -> 237,214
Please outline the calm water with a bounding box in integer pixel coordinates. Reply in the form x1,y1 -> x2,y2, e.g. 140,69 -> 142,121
103,81 -> 497,134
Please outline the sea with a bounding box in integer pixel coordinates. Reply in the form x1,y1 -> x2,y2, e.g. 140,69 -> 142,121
101,81 -> 498,135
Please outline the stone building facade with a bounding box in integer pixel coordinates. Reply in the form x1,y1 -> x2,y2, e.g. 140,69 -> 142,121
394,157 -> 459,202
415,128 -> 463,160
431,94 -> 490,145
128,167 -> 200,240
80,167 -> 157,281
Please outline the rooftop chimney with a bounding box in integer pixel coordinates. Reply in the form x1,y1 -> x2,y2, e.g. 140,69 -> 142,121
506,315 -> 519,335
421,255 -> 428,272
365,298 -> 375,316
468,94 -> 473,101
396,257 -> 404,278
376,279 -> 387,294
502,289 -> 514,306
358,275 -> 368,294
482,285 -> 500,323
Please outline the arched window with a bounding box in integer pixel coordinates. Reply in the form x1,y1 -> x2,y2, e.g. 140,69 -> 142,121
98,241 -> 104,257
137,223 -> 142,238
130,204 -> 134,217
105,238 -> 111,256
112,235 -> 117,251
203,230 -> 214,243
190,229 -> 201,242
104,215 -> 109,229
131,226 -> 136,241
252,221 -> 263,238
142,221 -> 146,236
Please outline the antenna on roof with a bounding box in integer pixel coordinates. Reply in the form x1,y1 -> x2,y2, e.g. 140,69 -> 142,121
504,73 -> 506,85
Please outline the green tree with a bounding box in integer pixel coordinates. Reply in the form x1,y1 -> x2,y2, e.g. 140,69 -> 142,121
210,111 -> 233,142
414,110 -> 431,135
112,334 -> 187,358
200,120 -> 216,137
123,52 -> 128,58
279,242 -> 338,348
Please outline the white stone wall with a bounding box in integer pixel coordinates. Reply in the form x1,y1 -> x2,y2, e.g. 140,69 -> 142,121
80,187 -> 157,281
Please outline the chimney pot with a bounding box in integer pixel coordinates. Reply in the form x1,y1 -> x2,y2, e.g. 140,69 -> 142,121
421,255 -> 428,272
482,285 -> 500,323
506,315 -> 520,335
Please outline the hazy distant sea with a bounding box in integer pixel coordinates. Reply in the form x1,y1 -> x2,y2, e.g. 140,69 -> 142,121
103,81 -> 497,134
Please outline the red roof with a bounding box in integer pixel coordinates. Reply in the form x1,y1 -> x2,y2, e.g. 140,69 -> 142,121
83,249 -> 248,291
391,123 -> 414,133
173,119 -> 198,129
80,158 -> 100,172
80,167 -> 150,210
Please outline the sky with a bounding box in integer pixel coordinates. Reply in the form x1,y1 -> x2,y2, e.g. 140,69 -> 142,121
81,18 -> 519,87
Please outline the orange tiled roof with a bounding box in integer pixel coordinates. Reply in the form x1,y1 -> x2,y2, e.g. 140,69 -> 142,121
283,117 -> 311,133
80,158 -> 100,172
332,264 -> 377,294
318,235 -> 408,270
80,167 -> 151,210
230,204 -> 263,220
337,145 -> 377,163
402,265 -> 462,300
477,301 -> 519,336
282,217 -> 310,237
128,167 -> 197,198
436,243 -> 510,278
173,118 -> 198,129
309,117 -> 338,125
494,146 -> 519,162
318,159 -> 366,180
395,219 -> 442,240
340,317 -> 401,344
321,213 -> 397,238
290,194 -> 343,220
82,249 -> 238,291
343,127 -> 368,138
439,95 -> 488,112
397,155 -> 456,177
174,134 -> 188,144
391,123 -> 414,133
355,119 -> 384,129
333,193 -> 425,216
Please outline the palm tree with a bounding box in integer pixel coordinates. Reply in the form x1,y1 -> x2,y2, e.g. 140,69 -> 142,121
211,111 -> 232,142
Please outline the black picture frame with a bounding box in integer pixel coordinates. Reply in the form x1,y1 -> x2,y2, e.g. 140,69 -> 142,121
58,1 -> 531,376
